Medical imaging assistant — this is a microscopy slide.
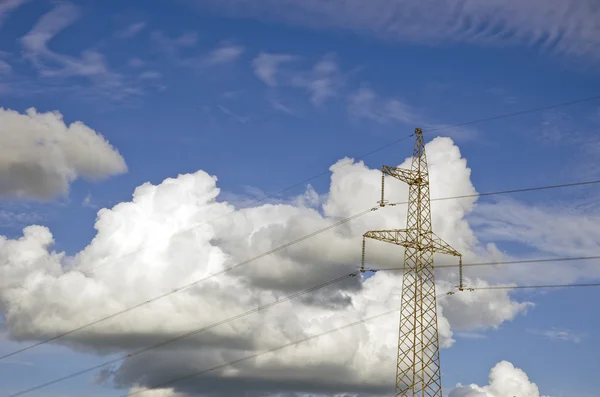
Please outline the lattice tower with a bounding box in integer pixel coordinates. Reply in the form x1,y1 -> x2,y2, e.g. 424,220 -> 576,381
361,128 -> 463,397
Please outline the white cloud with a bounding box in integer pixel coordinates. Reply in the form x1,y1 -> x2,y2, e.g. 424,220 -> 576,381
0,136 -> 538,396
204,43 -> 245,66
201,0 -> 600,62
0,0 -> 28,26
469,198 -> 600,284
449,361 -> 549,397
348,87 -> 478,141
291,54 -> 343,105
528,328 -> 584,343
115,22 -> 147,39
151,31 -> 199,59
0,107 -> 127,200
151,33 -> 243,70
348,87 -> 420,125
0,59 -> 10,75
252,52 -> 296,86
139,71 -> 162,80
126,387 -> 183,397
218,105 -> 249,123
0,209 -> 44,228
19,2 -> 132,98
128,57 -> 146,68
439,278 -> 533,332
269,97 -> 296,115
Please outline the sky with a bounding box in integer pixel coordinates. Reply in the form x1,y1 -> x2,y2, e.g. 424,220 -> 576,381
0,0 -> 600,396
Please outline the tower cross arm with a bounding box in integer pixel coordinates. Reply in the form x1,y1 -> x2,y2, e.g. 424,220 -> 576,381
363,230 -> 461,258
430,232 -> 461,258
382,165 -> 424,186
363,229 -> 414,249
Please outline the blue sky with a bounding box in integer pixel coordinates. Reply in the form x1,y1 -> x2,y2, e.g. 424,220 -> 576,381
1,1 -> 600,396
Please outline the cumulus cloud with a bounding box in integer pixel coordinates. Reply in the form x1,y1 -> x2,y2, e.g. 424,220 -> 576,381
0,137 -> 537,395
201,0 -> 600,62
0,107 -> 127,200
449,361 -> 548,397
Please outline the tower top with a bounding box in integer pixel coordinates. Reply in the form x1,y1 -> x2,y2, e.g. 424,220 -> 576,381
415,127 -> 422,135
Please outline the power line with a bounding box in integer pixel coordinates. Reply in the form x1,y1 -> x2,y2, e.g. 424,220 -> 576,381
122,308 -> 401,397
3,177 -> 599,362
6,137 -> 417,306
6,274 -> 355,397
121,281 -> 600,397
424,94 -> 600,133
472,282 -> 600,291
122,280 -> 600,396
8,94 -> 600,306
0,208 -> 375,362
386,179 -> 600,207
9,254 -> 600,396
379,254 -> 600,272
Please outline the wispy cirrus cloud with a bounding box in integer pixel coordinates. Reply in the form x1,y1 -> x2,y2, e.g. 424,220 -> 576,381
200,0 -> 600,62
348,87 -> 420,125
114,21 -> 147,39
218,104 -> 249,123
138,71 -> 162,80
291,53 -> 343,105
0,0 -> 28,26
252,52 -> 343,107
152,32 -> 243,69
528,328 -> 585,343
151,31 -> 198,57
18,2 -> 140,100
0,59 -> 11,75
348,86 -> 477,140
204,42 -> 244,66
252,52 -> 296,86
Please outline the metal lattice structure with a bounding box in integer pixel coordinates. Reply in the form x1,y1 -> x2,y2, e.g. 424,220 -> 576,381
361,128 -> 462,397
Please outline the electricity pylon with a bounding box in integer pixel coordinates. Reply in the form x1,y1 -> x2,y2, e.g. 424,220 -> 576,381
361,128 -> 463,397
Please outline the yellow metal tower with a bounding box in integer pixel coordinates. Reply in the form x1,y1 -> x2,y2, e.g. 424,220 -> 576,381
361,128 -> 462,397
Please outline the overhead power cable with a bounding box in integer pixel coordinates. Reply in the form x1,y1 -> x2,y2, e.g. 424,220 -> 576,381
6,255 -> 600,396
122,308 -> 401,397
5,274 -> 355,397
122,279 -> 600,397
10,253 -> 600,396
7,94 -> 600,306
386,180 -> 600,207
379,254 -> 600,272
472,282 -> 600,291
0,208 -> 374,362
423,94 -> 600,133
2,178 -> 600,362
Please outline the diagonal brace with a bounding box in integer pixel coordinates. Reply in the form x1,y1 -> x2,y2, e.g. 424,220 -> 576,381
382,165 -> 427,186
